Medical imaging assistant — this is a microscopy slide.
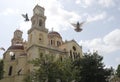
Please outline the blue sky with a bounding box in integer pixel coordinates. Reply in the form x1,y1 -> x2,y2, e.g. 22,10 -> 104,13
0,0 -> 120,69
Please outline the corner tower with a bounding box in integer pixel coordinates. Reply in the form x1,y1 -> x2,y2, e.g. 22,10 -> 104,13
11,30 -> 23,45
28,5 -> 48,47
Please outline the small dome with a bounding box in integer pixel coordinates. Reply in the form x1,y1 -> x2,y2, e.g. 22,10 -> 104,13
8,45 -> 24,50
48,31 -> 62,38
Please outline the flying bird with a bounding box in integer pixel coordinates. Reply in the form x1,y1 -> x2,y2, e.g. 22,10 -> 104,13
71,21 -> 85,32
22,13 -> 29,21
0,47 -> 5,51
17,69 -> 22,75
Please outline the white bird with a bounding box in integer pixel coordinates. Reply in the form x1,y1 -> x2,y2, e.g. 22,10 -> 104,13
71,21 -> 85,32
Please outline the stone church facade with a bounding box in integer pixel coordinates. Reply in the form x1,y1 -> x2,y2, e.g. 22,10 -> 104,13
0,4 -> 83,82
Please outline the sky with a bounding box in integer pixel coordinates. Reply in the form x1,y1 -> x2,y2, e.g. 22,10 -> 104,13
0,0 -> 120,69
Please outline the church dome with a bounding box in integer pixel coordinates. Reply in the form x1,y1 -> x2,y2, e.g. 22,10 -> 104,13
48,31 -> 62,38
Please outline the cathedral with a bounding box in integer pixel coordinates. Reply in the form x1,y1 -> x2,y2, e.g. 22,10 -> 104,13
0,4 -> 83,82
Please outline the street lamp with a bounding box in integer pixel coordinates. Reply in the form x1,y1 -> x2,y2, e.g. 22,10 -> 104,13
9,52 -> 15,60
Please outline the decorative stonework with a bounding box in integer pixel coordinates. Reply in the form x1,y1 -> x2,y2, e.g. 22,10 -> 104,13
1,4 -> 83,82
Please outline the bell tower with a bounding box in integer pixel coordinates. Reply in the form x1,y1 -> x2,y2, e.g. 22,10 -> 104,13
28,5 -> 48,47
27,5 -> 49,71
31,4 -> 47,32
11,30 -> 23,45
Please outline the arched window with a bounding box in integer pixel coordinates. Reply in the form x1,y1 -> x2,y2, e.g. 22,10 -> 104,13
70,50 -> 72,59
39,34 -> 43,43
39,19 -> 42,26
57,41 -> 61,46
73,46 -> 76,51
11,54 -> 15,60
51,40 -> 53,45
8,66 -> 13,76
40,53 -> 43,57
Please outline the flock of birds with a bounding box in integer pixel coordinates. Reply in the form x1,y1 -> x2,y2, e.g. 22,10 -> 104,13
0,13 -> 86,52
21,13 -> 86,32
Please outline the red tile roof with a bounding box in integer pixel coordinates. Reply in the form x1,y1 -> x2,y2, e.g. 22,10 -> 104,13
8,45 -> 24,50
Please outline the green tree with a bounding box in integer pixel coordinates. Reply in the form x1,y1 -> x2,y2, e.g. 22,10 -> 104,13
0,59 -> 4,80
116,64 -> 120,77
30,53 -> 59,82
24,53 -> 76,82
73,52 -> 113,82
57,57 -> 77,82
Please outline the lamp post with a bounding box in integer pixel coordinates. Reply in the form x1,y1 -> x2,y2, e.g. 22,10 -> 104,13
9,52 -> 14,56
9,52 -> 15,60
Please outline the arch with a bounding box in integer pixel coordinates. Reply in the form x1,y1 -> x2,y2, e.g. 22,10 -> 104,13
8,66 -> 13,76
70,50 -> 72,59
57,41 -> 61,46
39,33 -> 43,43
11,54 -> 15,60
51,40 -> 53,45
73,46 -> 76,51
50,40 -> 55,46
39,19 -> 42,26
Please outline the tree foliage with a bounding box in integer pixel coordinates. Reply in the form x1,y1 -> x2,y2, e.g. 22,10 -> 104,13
24,53 -> 76,82
116,64 -> 120,77
73,52 -> 113,82
24,52 -> 113,82
0,59 -> 3,80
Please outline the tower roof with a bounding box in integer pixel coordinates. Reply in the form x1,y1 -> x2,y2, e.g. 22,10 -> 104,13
33,4 -> 45,11
15,29 -> 23,33
8,45 -> 24,50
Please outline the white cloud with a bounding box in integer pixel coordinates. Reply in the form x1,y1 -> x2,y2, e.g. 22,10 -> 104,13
103,29 -> 120,50
118,7 -> 120,11
13,0 -> 81,32
19,21 -> 31,31
75,0 -> 81,4
75,0 -> 115,8
106,16 -> 114,22
84,0 -> 94,6
115,58 -> 120,63
98,0 -> 115,7
80,29 -> 120,54
75,0 -> 94,8
0,8 -> 20,16
18,0 -> 82,37
39,0 -> 81,31
19,21 -> 31,40
85,12 -> 107,23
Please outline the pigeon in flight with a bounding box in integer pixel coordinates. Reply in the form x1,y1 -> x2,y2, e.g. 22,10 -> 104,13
0,47 -> 5,51
22,13 -> 29,21
71,21 -> 85,32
